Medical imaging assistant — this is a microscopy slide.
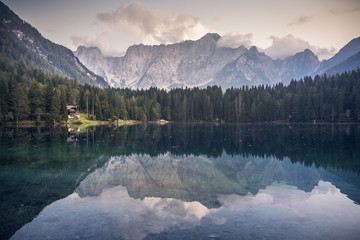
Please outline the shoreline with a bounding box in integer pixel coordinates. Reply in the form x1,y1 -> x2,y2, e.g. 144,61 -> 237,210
3,120 -> 359,128
3,114 -> 140,128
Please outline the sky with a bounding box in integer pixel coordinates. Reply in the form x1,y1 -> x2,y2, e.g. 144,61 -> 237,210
3,0 -> 360,60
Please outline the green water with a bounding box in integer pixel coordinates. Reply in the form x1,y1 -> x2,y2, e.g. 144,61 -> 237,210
1,123 -> 360,240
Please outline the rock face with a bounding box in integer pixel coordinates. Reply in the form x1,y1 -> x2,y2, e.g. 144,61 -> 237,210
317,36 -> 360,75
75,33 -> 360,90
76,33 -> 238,89
325,51 -> 360,76
276,49 -> 321,85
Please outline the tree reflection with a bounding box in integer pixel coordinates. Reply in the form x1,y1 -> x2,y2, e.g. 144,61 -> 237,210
1,123 -> 359,172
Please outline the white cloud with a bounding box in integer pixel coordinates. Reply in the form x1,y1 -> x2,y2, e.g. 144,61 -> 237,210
70,35 -> 90,47
217,33 -> 253,49
96,2 -> 165,35
70,32 -> 126,56
264,35 -> 336,60
92,1 -> 208,53
14,185 -> 211,240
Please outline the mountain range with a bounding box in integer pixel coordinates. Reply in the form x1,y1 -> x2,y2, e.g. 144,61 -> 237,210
75,33 -> 360,90
1,1 -> 359,90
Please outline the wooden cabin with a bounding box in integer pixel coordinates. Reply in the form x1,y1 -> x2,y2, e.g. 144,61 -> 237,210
67,105 -> 77,116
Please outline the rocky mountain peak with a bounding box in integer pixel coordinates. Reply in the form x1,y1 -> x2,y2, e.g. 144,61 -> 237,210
300,48 -> 316,58
303,48 -> 313,54
74,33 -> 360,90
248,46 -> 261,57
294,48 -> 319,62
199,33 -> 221,42
249,46 -> 258,52
75,45 -> 103,56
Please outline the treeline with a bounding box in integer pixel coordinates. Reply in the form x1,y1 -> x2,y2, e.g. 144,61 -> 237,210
1,57 -> 360,123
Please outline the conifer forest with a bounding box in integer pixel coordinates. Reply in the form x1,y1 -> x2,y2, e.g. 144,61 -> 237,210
1,57 -> 359,124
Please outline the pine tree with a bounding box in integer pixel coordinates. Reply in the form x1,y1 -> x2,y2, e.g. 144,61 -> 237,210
12,84 -> 30,124
95,94 -> 103,120
44,82 -> 53,115
119,95 -> 128,120
59,89 -> 68,121
129,96 -> 138,120
28,82 -> 44,120
49,89 -> 60,124
84,89 -> 90,116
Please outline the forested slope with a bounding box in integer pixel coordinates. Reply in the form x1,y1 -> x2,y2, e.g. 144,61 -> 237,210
1,57 -> 359,123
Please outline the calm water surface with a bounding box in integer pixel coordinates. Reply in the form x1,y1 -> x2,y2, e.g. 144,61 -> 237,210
1,123 -> 360,240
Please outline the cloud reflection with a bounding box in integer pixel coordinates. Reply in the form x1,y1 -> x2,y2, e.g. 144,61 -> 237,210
12,185 -> 211,240
11,180 -> 360,240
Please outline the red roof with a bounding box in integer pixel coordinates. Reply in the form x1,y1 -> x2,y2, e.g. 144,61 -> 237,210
67,105 -> 77,110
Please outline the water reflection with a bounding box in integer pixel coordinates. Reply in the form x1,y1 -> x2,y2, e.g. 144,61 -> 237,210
11,153 -> 360,240
2,123 -> 359,172
11,177 -> 360,239
1,123 -> 360,239
74,154 -> 360,206
75,154 -> 319,207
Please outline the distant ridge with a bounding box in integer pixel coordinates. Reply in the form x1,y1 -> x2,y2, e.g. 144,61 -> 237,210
75,34 -> 360,90
316,36 -> 360,75
325,51 -> 360,75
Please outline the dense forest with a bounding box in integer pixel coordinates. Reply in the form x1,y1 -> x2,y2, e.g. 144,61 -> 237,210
1,56 -> 360,124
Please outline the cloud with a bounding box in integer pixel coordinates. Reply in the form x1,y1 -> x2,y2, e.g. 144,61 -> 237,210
70,32 -> 124,56
315,46 -> 337,60
288,15 -> 313,26
97,2 -> 164,35
96,2 -> 208,45
329,6 -> 360,15
217,33 -> 253,49
264,35 -> 336,60
71,35 -> 90,47
45,28 -> 55,33
17,185 -> 212,240
212,17 -> 224,23
70,2 -> 210,56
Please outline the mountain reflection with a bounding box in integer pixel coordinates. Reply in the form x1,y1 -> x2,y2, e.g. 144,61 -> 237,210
75,153 -> 360,206
76,154 -> 318,207
11,178 -> 360,240
2,123 -> 360,239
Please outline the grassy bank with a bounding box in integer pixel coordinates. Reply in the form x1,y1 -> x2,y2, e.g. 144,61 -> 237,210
3,114 -> 138,129
67,113 -> 138,130
67,114 -> 108,127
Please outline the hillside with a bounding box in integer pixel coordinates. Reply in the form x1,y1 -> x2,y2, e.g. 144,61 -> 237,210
0,1 -> 108,88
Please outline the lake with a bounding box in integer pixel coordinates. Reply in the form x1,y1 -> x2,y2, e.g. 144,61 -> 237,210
1,123 -> 360,240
